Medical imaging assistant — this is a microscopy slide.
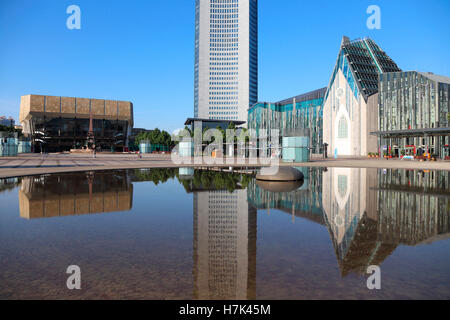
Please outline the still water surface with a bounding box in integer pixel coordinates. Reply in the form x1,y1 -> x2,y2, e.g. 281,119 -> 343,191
0,167 -> 449,299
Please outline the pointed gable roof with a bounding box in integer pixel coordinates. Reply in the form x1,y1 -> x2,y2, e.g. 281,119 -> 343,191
325,36 -> 401,102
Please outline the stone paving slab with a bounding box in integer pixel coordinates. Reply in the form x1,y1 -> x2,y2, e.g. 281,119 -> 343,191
0,153 -> 449,179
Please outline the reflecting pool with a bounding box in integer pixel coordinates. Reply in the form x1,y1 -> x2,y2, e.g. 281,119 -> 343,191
0,167 -> 449,299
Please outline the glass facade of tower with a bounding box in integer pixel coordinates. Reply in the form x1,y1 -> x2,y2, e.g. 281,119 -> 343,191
194,0 -> 200,117
207,0 -> 239,120
376,71 -> 450,159
194,0 -> 258,121
247,88 -> 326,154
249,0 -> 258,105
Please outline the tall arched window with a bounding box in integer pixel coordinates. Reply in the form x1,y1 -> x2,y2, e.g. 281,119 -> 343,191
338,116 -> 348,139
337,175 -> 348,199
338,175 -> 347,198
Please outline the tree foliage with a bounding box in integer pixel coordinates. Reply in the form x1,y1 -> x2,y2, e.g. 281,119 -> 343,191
0,124 -> 22,136
135,128 -> 174,147
132,168 -> 254,194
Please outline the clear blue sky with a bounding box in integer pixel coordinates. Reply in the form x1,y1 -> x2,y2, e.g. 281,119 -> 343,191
0,0 -> 449,132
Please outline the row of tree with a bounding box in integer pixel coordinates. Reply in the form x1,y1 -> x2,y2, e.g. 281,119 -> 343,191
132,168 -> 253,193
175,122 -> 250,144
0,124 -> 22,136
134,122 -> 249,151
134,128 -> 174,147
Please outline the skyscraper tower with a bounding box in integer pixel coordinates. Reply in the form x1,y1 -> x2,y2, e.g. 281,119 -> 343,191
194,0 -> 258,123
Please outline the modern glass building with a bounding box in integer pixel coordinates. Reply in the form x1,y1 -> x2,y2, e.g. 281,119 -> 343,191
194,0 -> 258,122
323,36 -> 401,156
373,71 -> 450,159
19,94 -> 133,152
247,88 -> 326,154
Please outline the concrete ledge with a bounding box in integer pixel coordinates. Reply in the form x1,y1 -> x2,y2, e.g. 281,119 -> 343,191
0,154 -> 450,179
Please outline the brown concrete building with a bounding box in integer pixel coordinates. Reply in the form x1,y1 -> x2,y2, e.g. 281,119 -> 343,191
19,94 -> 133,152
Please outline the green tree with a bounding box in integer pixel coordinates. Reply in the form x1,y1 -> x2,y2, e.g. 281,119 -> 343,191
0,124 -> 22,136
161,130 -> 172,147
150,128 -> 161,145
135,132 -> 148,145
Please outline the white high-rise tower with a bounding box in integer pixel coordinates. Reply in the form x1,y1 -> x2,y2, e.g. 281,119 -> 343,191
194,0 -> 258,122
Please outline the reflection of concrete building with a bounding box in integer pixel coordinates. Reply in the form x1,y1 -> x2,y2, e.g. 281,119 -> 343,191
323,36 -> 401,156
19,94 -> 133,152
19,171 -> 133,219
322,167 -> 450,276
193,188 -> 256,299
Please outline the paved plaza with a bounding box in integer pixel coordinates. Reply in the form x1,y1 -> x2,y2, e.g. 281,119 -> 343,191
0,153 -> 449,178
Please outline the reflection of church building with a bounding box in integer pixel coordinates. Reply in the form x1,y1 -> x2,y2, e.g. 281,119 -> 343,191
322,167 -> 379,272
246,166 -> 449,276
19,171 -> 133,219
322,167 -> 450,276
193,188 -> 256,300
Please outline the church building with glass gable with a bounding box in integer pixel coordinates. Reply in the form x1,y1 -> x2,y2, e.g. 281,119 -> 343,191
322,36 -> 401,157
247,35 -> 449,160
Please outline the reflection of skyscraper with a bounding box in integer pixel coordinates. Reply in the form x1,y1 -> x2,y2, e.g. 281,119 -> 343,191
193,188 -> 256,300
18,171 -> 133,219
